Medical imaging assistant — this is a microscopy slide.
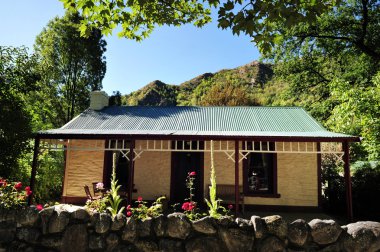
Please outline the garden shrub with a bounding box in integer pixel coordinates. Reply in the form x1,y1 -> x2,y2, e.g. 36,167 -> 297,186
0,179 -> 32,210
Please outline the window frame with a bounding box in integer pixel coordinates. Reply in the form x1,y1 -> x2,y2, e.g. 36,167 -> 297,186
242,144 -> 280,198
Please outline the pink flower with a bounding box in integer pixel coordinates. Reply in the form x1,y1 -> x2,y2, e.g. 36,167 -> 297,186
182,202 -> 190,211
228,204 -> 233,210
36,204 -> 43,211
126,211 -> 132,217
26,190 -> 32,196
137,196 -> 143,202
96,182 -> 104,190
127,205 -> 131,210
182,201 -> 196,211
189,171 -> 196,176
14,182 -> 22,190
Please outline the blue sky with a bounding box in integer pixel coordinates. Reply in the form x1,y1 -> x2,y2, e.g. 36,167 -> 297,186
0,1 -> 260,95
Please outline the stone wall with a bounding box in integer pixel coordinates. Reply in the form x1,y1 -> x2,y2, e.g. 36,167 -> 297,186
1,205 -> 379,252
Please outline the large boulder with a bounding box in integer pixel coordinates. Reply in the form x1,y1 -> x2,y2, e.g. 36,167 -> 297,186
70,207 -> 90,222
251,215 -> 267,239
236,217 -> 252,229
153,214 -> 167,237
39,206 -> 55,234
111,213 -> 126,231
192,216 -> 217,235
288,219 -> 309,247
89,234 -> 106,250
41,235 -> 62,250
106,233 -> 120,250
159,239 -> 184,252
167,213 -> 192,240
17,206 -> 40,227
262,215 -> 288,239
95,213 -> 112,234
185,236 -> 224,252
61,224 -> 88,252
16,228 -> 41,244
121,217 -> 137,243
258,236 -> 286,252
48,209 -> 70,233
216,215 -> 237,228
137,217 -> 152,238
218,227 -> 254,252
309,219 -> 342,245
343,221 -> 380,252
135,240 -> 158,252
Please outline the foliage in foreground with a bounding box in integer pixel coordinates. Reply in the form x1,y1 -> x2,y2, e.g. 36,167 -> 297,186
205,140 -> 230,219
322,158 -> 380,221
107,153 -> 125,217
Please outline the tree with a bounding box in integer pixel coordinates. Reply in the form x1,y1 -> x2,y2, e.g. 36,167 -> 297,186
34,12 -> 107,124
60,0 -> 338,52
60,0 -> 216,40
0,46 -> 40,179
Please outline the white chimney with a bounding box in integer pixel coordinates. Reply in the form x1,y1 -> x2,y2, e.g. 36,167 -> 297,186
90,90 -> 109,110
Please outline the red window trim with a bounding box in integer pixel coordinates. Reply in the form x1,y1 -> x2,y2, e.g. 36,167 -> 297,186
242,151 -> 280,198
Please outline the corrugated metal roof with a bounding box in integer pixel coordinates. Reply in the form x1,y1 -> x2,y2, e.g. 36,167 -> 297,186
39,106 -> 357,139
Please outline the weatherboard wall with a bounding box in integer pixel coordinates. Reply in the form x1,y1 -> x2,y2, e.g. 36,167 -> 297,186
63,139 -> 105,197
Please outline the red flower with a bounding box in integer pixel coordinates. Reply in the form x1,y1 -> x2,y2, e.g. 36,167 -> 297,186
36,204 -> 43,211
137,196 -> 143,202
14,182 -> 22,190
182,201 -> 196,211
24,186 -> 32,196
228,204 -> 233,210
0,178 -> 6,187
126,211 -> 132,217
189,171 -> 196,176
182,202 -> 190,211
127,205 -> 131,210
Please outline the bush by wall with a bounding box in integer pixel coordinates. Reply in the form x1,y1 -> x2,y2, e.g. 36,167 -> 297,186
0,204 -> 380,251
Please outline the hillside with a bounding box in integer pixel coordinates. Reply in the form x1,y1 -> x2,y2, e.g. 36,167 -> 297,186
123,61 -> 274,106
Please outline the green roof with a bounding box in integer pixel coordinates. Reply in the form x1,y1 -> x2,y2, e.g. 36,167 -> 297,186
39,106 -> 358,141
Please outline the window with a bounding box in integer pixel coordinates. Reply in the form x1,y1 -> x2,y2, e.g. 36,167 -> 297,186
243,142 -> 279,197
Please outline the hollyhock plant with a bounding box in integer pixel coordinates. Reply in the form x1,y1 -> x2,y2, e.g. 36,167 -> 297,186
126,211 -> 132,217
25,186 -> 32,196
137,196 -> 143,202
36,204 -> 44,211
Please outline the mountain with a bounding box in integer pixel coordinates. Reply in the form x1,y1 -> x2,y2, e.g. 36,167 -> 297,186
122,61 -> 274,106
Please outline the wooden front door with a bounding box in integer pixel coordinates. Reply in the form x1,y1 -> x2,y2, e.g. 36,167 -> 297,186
171,150 -> 204,205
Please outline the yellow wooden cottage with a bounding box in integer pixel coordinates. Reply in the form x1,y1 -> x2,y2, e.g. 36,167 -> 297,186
30,91 -> 359,220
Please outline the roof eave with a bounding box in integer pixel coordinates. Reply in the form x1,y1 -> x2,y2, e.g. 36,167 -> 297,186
34,132 -> 361,143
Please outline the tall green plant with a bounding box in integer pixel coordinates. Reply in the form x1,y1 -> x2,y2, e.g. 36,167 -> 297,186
205,140 -> 223,218
107,153 -> 125,217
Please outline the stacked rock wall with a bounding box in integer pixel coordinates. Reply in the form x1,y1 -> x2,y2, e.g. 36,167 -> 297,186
0,204 -> 379,251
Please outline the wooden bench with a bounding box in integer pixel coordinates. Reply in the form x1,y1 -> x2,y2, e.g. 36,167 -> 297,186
207,184 -> 245,213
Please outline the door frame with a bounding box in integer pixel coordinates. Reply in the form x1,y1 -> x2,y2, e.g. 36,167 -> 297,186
170,150 -> 204,205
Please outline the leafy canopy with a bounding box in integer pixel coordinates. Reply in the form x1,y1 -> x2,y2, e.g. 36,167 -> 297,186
60,0 -> 341,54
60,0 -> 217,40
